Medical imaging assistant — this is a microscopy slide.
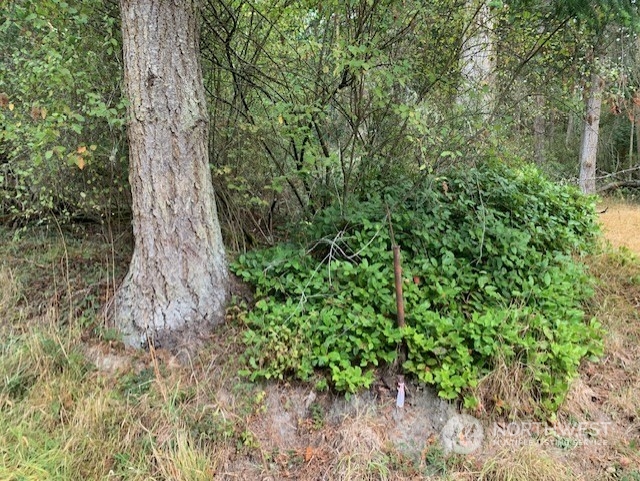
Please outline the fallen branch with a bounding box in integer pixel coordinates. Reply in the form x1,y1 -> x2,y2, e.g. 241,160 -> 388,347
597,180 -> 640,193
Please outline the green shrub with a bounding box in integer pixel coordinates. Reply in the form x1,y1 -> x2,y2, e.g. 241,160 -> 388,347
0,0 -> 128,223
232,161 -> 603,411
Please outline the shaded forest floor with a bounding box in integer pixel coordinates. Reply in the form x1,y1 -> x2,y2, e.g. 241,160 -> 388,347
0,201 -> 639,480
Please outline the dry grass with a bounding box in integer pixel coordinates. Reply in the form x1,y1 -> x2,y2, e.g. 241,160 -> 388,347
598,200 -> 640,255
0,265 -> 22,325
152,429 -> 220,481
331,411 -> 388,480
0,316 -> 244,480
577,249 -> 640,423
561,248 -> 640,429
549,204 -> 640,480
479,444 -> 576,481
474,357 -> 536,418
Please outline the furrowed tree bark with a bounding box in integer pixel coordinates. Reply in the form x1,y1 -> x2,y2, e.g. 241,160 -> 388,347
110,0 -> 228,348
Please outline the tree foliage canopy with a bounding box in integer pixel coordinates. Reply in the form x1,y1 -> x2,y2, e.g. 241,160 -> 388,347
1,0 -> 638,225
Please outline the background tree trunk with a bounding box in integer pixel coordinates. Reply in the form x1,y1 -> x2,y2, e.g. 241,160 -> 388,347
459,0 -> 496,118
579,71 -> 604,194
533,94 -> 546,164
635,97 -> 640,172
110,0 -> 228,348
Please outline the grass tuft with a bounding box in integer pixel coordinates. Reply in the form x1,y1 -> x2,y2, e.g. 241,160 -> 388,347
152,429 -> 220,481
474,357 -> 536,418
479,444 -> 575,481
0,266 -> 22,326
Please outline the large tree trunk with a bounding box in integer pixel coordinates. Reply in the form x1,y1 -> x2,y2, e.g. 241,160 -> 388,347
579,71 -> 604,194
110,0 -> 228,348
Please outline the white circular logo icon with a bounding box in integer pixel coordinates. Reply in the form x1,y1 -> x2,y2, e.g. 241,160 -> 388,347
440,414 -> 484,454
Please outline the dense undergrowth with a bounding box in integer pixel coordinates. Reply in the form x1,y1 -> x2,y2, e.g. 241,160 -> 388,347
232,162 -> 604,413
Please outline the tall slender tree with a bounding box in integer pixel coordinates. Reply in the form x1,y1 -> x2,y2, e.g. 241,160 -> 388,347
579,65 -> 604,193
109,0 -> 228,348
554,0 -> 639,193
459,0 -> 496,118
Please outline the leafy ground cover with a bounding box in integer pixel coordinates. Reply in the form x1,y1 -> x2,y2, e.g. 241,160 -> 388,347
0,200 -> 639,480
233,163 -> 602,414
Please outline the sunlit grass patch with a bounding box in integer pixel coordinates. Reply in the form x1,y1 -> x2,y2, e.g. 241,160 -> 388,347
598,201 -> 640,255
152,429 -> 221,481
0,424 -> 70,481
